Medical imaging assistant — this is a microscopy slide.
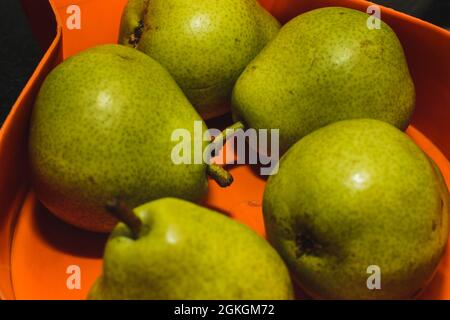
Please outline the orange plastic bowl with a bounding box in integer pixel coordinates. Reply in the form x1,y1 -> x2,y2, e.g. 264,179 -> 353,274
0,0 -> 449,300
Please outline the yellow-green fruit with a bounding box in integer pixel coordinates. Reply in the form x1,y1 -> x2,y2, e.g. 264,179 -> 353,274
29,45 -> 208,233
88,198 -> 294,300
263,119 -> 449,300
233,7 -> 416,155
119,0 -> 280,118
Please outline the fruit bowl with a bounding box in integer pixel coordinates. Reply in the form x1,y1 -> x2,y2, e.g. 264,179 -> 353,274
0,0 -> 449,299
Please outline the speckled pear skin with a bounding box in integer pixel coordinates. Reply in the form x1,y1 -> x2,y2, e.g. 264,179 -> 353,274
88,198 -> 294,300
233,7 -> 416,155
263,119 -> 449,300
119,0 -> 280,118
29,45 -> 208,233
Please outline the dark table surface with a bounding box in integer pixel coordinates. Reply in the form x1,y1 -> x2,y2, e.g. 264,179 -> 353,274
0,0 -> 43,125
0,0 -> 449,128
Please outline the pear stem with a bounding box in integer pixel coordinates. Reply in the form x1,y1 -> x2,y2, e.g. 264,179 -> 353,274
207,164 -> 234,188
204,121 -> 245,188
210,121 -> 246,152
106,198 -> 142,239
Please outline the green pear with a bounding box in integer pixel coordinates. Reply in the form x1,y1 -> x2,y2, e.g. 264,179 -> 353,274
263,119 -> 449,300
232,7 -> 415,155
88,198 -> 294,300
119,0 -> 280,118
29,44 -> 232,233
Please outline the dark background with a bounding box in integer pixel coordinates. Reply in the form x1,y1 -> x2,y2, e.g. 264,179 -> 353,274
0,0 -> 449,127
0,0 -> 43,125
